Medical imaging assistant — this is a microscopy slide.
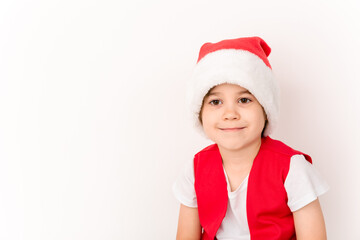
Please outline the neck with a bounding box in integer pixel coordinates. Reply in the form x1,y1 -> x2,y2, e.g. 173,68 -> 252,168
218,137 -> 262,167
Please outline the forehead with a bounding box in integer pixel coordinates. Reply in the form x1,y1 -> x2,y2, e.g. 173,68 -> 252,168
208,83 -> 251,95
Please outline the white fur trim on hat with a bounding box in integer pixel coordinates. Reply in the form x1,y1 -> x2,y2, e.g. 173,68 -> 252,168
186,48 -> 280,138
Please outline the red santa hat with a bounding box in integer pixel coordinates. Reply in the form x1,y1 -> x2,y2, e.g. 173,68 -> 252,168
186,36 -> 280,137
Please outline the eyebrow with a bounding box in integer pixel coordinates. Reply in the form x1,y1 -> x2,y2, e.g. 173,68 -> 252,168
207,90 -> 251,96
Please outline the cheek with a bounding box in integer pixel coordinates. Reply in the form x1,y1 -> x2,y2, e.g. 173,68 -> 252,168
249,108 -> 267,126
200,110 -> 217,132
201,116 -> 213,131
200,108 -> 210,124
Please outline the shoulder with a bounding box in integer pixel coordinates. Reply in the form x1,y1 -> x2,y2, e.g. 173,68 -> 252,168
262,136 -> 312,163
285,154 -> 330,211
193,143 -> 223,173
262,136 -> 301,156
194,143 -> 219,161
195,143 -> 218,155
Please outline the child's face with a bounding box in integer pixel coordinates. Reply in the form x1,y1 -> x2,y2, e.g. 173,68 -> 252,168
200,83 -> 267,151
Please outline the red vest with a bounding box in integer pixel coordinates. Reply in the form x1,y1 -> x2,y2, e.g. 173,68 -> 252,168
193,136 -> 312,240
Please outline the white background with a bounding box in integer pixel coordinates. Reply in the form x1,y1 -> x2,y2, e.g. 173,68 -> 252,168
0,0 -> 359,239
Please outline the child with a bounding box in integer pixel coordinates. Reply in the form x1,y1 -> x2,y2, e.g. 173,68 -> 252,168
172,37 -> 329,240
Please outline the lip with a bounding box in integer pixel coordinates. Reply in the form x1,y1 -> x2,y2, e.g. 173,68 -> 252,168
220,127 -> 245,131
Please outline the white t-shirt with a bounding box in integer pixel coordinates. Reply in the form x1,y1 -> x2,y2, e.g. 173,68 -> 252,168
172,154 -> 330,240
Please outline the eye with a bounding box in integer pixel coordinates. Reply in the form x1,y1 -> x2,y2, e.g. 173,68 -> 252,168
209,99 -> 222,105
239,98 -> 251,104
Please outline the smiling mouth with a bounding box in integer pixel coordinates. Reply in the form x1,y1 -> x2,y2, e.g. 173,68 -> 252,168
220,127 -> 245,131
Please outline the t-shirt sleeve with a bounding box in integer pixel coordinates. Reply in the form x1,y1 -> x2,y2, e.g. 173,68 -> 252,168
172,158 -> 198,208
284,154 -> 330,212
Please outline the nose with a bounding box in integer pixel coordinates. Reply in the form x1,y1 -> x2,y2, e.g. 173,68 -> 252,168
222,104 -> 240,120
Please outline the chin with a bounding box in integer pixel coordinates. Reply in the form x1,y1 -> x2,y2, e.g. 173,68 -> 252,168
217,135 -> 261,150
218,140 -> 245,151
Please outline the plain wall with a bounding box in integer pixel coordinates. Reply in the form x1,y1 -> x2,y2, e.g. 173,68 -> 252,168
1,0 -> 359,239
